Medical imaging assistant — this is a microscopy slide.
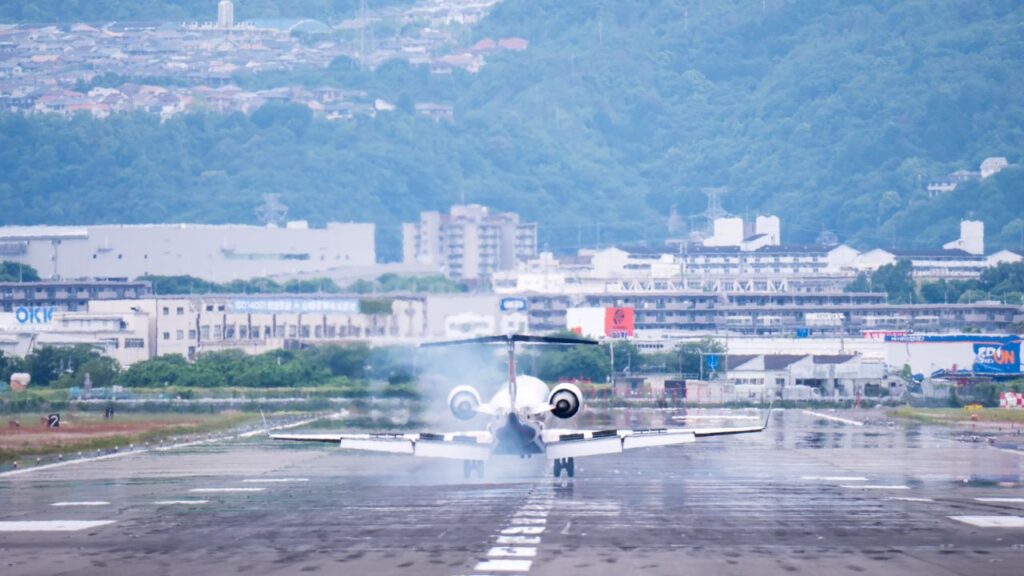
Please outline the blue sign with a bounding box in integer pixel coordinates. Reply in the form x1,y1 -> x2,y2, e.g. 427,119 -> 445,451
973,341 -> 1021,374
500,297 -> 528,312
705,354 -> 720,371
15,306 -> 54,324
795,327 -> 809,338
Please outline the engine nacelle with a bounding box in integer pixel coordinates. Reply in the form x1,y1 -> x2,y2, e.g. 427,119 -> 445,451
548,383 -> 583,419
447,385 -> 481,420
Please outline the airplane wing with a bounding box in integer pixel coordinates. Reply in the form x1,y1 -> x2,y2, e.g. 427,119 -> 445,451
271,431 -> 494,461
542,408 -> 773,459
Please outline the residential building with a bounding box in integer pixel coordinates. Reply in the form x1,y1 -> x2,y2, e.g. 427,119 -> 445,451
0,279 -> 152,313
402,204 -> 538,282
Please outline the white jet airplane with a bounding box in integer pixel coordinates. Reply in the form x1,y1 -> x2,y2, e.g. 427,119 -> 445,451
272,334 -> 771,478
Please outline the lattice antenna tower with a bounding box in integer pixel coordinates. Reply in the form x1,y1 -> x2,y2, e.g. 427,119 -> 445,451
700,186 -> 729,234
255,194 -> 288,227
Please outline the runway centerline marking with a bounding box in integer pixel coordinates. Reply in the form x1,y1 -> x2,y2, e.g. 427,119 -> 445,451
488,546 -> 537,558
474,559 -> 533,572
887,497 -> 935,502
496,535 -> 541,545
51,501 -> 110,507
0,520 -> 116,532
153,500 -> 210,505
242,478 -> 309,483
501,526 -> 545,535
950,515 -> 1024,528
801,476 -> 868,482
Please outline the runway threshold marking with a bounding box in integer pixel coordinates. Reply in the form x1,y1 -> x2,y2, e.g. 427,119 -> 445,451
51,501 -> 110,507
473,559 -> 533,572
949,515 -> 1024,528
488,547 -> 537,558
801,410 -> 864,426
0,520 -> 116,532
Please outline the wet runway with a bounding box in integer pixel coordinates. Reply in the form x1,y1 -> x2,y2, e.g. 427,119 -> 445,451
2,409 -> 1024,575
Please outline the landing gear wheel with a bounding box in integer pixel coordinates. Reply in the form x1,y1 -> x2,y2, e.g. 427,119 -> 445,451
553,457 -> 576,478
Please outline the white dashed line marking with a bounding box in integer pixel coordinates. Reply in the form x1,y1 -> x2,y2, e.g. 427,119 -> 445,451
189,488 -> 266,493
500,526 -> 545,535
474,559 -> 533,572
839,485 -> 910,490
509,517 -> 546,525
0,520 -> 116,532
51,501 -> 110,507
950,515 -> 1024,528
496,535 -> 541,545
488,547 -> 537,558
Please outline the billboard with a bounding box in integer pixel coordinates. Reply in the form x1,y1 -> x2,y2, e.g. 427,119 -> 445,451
604,307 -> 634,338
567,307 -> 634,338
973,340 -> 1020,374
231,298 -> 359,314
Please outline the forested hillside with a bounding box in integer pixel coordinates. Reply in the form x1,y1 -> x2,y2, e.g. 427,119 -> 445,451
2,0 -> 1023,259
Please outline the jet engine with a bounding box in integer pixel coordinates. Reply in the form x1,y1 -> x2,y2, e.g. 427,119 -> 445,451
447,385 -> 481,420
548,383 -> 583,419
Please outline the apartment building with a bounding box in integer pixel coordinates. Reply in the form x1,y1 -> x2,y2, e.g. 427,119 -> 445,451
402,204 -> 537,282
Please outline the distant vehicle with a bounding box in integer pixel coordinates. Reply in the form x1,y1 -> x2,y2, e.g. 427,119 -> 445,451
273,334 -> 771,478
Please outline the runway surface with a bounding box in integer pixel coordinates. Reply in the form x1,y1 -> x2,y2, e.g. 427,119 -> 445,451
2,408 -> 1024,575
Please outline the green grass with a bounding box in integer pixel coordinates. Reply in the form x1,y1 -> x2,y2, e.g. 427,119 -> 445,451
0,412 -> 260,465
889,407 -> 1024,425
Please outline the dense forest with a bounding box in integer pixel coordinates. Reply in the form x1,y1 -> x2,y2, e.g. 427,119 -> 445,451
2,0 -> 1023,259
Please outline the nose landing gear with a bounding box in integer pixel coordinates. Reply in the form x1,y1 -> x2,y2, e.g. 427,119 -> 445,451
552,457 -> 575,478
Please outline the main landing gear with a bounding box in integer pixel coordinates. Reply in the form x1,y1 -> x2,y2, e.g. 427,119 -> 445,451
463,460 -> 485,479
553,457 -> 575,478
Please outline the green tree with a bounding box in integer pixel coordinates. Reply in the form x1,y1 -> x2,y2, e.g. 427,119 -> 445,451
0,261 -> 41,282
870,260 -> 918,304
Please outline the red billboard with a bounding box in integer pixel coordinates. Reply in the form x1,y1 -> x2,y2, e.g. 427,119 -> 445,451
604,307 -> 634,337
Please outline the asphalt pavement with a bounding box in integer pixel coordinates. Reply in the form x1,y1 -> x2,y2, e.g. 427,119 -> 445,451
2,408 -> 1023,575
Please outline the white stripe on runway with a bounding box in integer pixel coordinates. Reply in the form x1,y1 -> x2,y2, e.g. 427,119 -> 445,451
500,526 -> 545,535
802,410 -> 864,426
242,478 -> 309,483
189,487 -> 266,493
488,547 -> 537,558
887,497 -> 934,502
801,476 -> 868,482
975,498 -> 1024,503
0,520 -> 116,532
496,535 -> 542,545
840,485 -> 910,490
508,517 -> 546,525
950,515 -> 1024,528
474,559 -> 533,572
51,501 -> 110,507
153,500 -> 209,505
